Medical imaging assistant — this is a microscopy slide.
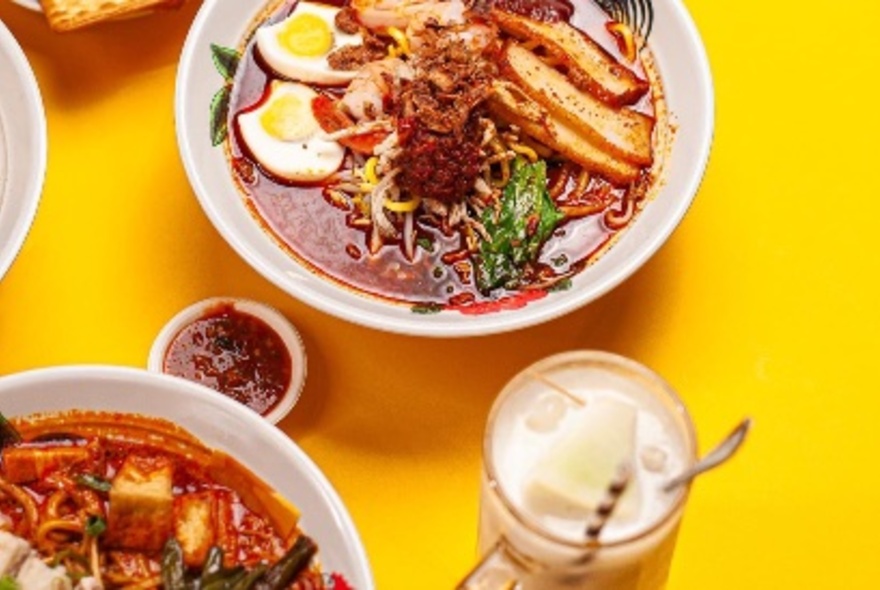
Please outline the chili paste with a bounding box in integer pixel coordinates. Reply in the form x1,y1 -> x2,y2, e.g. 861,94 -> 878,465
163,304 -> 292,416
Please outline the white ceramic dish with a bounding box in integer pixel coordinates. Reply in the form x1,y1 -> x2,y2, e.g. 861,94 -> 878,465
0,19 -> 46,283
148,296 -> 307,424
175,0 -> 714,337
0,365 -> 374,589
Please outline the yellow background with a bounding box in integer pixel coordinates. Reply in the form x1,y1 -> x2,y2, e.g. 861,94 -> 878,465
1,0 -> 878,588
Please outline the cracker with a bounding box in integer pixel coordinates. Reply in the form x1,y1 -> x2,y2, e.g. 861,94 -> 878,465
40,0 -> 186,32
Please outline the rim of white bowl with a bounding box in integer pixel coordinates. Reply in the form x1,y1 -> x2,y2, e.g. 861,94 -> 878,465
148,297 -> 307,425
0,364 -> 374,589
0,20 -> 46,283
175,0 -> 715,338
9,1 -> 41,12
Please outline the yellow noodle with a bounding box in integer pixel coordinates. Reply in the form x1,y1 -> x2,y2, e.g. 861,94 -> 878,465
0,476 -> 39,535
36,518 -> 82,551
510,143 -> 539,162
45,490 -> 69,520
574,168 -> 591,196
76,489 -> 104,519
496,158 -> 511,187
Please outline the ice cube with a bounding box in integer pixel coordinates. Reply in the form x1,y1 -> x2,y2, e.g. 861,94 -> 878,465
640,445 -> 668,473
525,398 -> 640,520
525,393 -> 568,433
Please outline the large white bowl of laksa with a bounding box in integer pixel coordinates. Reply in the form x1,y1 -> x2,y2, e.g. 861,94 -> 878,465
176,0 -> 713,337
0,365 -> 374,590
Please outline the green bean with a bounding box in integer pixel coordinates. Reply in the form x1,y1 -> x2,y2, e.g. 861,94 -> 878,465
200,547 -> 225,586
228,565 -> 267,590
252,535 -> 317,590
161,539 -> 187,590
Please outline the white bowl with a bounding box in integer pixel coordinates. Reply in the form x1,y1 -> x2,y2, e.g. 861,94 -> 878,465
9,1 -> 41,12
148,297 -> 307,425
0,365 -> 374,589
175,0 -> 713,337
0,20 -> 46,283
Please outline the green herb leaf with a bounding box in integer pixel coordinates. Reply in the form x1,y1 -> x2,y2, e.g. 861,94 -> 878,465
0,575 -> 19,590
211,44 -> 240,82
412,303 -> 443,314
548,278 -> 573,292
75,474 -> 111,493
85,515 -> 106,537
0,413 -> 22,448
474,159 -> 564,294
210,85 -> 232,147
416,237 -> 435,252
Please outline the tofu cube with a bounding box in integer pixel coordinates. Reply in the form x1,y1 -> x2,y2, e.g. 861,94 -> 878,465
213,490 -> 237,566
174,490 -> 237,567
105,456 -> 174,551
174,492 -> 215,566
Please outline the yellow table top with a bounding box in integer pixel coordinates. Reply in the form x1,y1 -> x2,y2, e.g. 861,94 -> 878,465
1,1 -> 878,588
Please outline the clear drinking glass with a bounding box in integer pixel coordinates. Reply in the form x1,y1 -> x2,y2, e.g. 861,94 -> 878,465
458,351 -> 698,590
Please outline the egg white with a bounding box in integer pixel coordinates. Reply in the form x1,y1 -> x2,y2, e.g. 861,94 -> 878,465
256,1 -> 362,86
237,81 -> 345,183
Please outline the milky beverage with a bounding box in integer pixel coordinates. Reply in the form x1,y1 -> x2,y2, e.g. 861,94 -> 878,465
475,352 -> 697,590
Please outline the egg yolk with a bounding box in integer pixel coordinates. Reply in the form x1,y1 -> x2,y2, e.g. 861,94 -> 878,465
260,93 -> 319,142
278,13 -> 334,58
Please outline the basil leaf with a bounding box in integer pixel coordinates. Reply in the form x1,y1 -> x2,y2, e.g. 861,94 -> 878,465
412,303 -> 443,314
210,85 -> 232,147
474,159 -> 563,294
0,413 -> 22,448
0,575 -> 18,590
75,473 -> 112,493
211,44 -> 240,82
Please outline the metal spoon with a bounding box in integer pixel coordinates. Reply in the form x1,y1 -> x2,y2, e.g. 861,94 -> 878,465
663,418 -> 752,493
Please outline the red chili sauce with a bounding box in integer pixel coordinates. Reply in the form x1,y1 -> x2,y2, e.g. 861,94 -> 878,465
163,304 -> 292,416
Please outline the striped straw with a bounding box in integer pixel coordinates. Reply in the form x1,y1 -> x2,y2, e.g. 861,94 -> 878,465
585,462 -> 634,541
525,369 -> 586,406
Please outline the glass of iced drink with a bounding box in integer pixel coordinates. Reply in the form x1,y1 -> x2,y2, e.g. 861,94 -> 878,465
458,351 -> 698,590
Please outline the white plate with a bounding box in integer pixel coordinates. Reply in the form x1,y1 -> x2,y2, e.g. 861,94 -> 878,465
0,19 -> 46,283
0,365 -> 375,590
175,0 -> 714,337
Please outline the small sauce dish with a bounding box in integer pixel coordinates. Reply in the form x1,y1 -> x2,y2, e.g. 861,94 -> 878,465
148,297 -> 306,424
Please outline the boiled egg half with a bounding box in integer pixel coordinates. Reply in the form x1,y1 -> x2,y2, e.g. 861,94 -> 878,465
256,1 -> 361,85
237,80 -> 345,183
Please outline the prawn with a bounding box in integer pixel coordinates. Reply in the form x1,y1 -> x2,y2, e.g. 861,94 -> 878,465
341,58 -> 413,121
351,0 -> 466,31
